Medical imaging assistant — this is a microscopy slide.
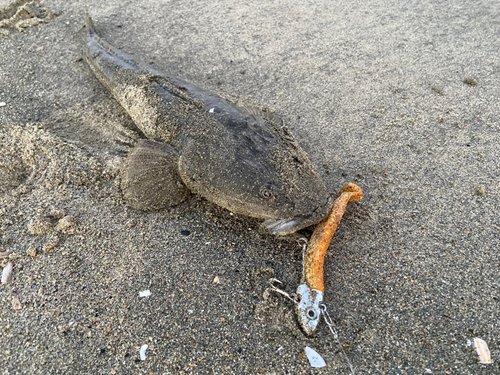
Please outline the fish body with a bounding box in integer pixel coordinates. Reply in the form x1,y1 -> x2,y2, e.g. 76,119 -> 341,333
85,12 -> 332,235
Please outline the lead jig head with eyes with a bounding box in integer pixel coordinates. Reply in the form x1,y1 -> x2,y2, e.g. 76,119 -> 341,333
295,284 -> 323,335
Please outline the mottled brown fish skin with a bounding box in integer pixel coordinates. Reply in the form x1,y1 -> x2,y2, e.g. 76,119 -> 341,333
84,11 -> 332,235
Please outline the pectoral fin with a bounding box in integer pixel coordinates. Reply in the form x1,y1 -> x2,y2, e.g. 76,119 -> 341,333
121,140 -> 189,211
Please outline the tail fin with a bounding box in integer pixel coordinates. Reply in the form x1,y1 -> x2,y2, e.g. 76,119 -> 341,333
84,8 -> 151,93
84,6 -> 97,36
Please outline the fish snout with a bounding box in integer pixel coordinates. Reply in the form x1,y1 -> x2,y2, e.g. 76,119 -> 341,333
260,192 -> 334,235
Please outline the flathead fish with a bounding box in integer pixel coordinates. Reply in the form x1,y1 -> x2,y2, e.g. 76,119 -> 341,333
85,12 -> 332,235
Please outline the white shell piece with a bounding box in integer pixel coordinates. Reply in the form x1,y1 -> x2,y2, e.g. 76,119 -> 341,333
11,296 -> 21,310
209,108 -> 215,113
473,337 -> 492,364
140,344 -> 148,361
139,290 -> 151,297
305,346 -> 326,368
1,262 -> 13,284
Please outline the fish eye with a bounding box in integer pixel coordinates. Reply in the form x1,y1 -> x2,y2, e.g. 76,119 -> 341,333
306,308 -> 317,320
260,189 -> 272,199
259,185 -> 274,199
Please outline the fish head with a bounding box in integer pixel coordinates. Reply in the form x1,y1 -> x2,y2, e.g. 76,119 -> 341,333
295,284 -> 323,335
178,127 -> 332,235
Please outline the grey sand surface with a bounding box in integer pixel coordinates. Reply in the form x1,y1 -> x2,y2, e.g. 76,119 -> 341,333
0,0 -> 499,373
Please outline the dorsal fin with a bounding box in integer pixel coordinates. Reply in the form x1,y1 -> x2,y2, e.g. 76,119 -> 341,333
237,104 -> 284,127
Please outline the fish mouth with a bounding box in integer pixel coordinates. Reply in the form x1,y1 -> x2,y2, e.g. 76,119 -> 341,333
260,216 -> 314,236
260,194 -> 335,236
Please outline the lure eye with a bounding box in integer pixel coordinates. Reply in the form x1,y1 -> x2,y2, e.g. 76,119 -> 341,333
306,308 -> 317,320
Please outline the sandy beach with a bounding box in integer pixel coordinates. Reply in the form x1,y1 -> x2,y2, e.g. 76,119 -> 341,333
1,0 -> 499,373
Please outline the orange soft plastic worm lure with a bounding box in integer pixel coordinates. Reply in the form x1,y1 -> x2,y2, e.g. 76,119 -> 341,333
296,183 -> 363,335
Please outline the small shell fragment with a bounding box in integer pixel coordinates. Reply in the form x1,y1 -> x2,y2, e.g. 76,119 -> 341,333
139,290 -> 151,297
139,344 -> 148,361
305,346 -> 326,368
12,296 -> 21,310
0,102 -> 6,107
213,276 -> 220,284
1,262 -> 13,284
473,337 -> 493,364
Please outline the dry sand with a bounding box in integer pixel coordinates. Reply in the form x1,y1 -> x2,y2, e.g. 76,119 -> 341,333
1,0 -> 499,373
